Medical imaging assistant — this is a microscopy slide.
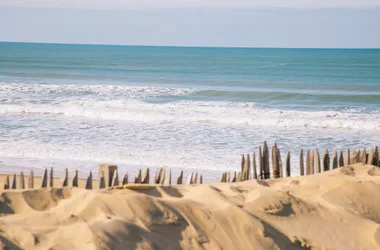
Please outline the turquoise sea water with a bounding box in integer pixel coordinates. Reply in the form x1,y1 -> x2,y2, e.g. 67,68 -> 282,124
0,42 -> 379,177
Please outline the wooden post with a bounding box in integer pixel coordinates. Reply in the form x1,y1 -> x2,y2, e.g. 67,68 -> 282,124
177,170 -> 183,184
374,146 -> 379,166
4,176 -> 10,190
263,141 -> 270,179
122,173 -> 128,185
41,169 -> 48,188
355,149 -> 361,164
240,154 -> 245,181
227,172 -> 231,182
252,152 -> 257,179
300,149 -> 304,176
134,169 -> 142,184
72,169 -> 78,187
199,174 -> 203,184
259,146 -> 264,179
186,173 -> 193,185
28,170 -> 34,189
278,147 -> 283,178
244,153 -> 251,181
49,167 -> 54,188
61,168 -> 68,187
306,149 -> 311,175
99,171 -> 105,189
344,149 -> 350,166
98,164 -> 117,188
111,170 -> 119,186
351,149 -> 357,164
193,173 -> 198,184
19,171 -> 25,189
360,148 -> 367,164
323,149 -> 330,171
164,169 -> 171,185
315,149 -> 321,174
339,151 -> 344,167
332,150 -> 338,169
142,168 -> 150,184
159,168 -> 166,185
272,144 -> 280,178
310,150 -> 315,175
236,172 -> 241,182
11,173 -> 17,189
231,171 -> 237,182
85,172 -> 92,190
286,152 -> 291,177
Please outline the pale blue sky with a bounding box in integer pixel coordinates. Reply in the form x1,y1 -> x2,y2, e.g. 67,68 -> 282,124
1,0 -> 380,48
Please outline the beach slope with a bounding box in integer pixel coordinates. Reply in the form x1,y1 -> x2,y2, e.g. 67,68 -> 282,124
1,163 -> 380,250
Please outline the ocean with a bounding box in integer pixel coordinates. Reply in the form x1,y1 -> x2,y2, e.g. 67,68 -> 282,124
0,42 -> 379,179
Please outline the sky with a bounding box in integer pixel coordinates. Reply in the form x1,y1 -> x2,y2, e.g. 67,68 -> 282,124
0,0 -> 380,48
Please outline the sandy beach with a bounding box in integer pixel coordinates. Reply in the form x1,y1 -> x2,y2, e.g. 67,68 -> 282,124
0,163 -> 379,249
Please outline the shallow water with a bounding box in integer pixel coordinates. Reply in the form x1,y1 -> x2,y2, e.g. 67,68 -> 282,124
1,42 -> 379,177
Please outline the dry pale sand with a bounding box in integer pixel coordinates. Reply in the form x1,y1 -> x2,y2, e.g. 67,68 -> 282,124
1,163 -> 380,250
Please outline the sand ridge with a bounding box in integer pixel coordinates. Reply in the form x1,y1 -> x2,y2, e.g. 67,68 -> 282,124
0,163 -> 380,250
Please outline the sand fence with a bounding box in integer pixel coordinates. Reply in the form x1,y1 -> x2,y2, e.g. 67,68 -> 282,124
2,141 -> 379,190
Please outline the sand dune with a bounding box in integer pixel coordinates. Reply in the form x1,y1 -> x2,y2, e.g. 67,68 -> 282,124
1,163 -> 380,250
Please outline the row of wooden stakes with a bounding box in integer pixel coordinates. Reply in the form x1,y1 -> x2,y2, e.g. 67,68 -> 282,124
2,165 -> 203,190
221,142 -> 380,182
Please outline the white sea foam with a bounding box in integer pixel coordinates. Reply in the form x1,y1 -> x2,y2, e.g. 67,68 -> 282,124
1,99 -> 379,130
1,81 -> 380,174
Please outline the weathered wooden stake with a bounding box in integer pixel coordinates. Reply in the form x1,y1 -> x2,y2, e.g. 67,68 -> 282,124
244,153 -> 251,181
272,144 -> 280,178
164,169 -> 171,185
310,150 -> 315,175
41,169 -> 48,188
142,168 -> 150,184
85,172 -> 92,190
277,147 -> 283,178
111,170 -> 119,186
332,150 -> 338,169
19,171 -> 25,189
4,176 -> 10,189
72,169 -> 78,187
28,170 -> 34,189
344,149 -> 350,166
315,149 -> 321,174
374,146 -> 379,166
199,174 -> 203,184
306,149 -> 311,175
259,146 -> 264,179
49,167 -> 54,188
187,173 -> 193,185
286,152 -> 291,177
99,171 -> 105,189
252,152 -> 257,179
177,170 -> 183,184
300,149 -> 304,176
240,154 -> 245,181
193,173 -> 198,184
361,148 -> 367,164
236,172 -> 241,182
159,168 -> 166,185
11,173 -> 17,189
323,149 -> 330,171
231,171 -> 237,182
61,168 -> 68,187
134,169 -> 142,184
351,149 -> 357,164
263,141 -> 270,179
122,173 -> 128,185
339,151 -> 344,167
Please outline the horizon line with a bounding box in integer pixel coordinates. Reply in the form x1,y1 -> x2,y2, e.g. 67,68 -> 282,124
1,41 -> 380,50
